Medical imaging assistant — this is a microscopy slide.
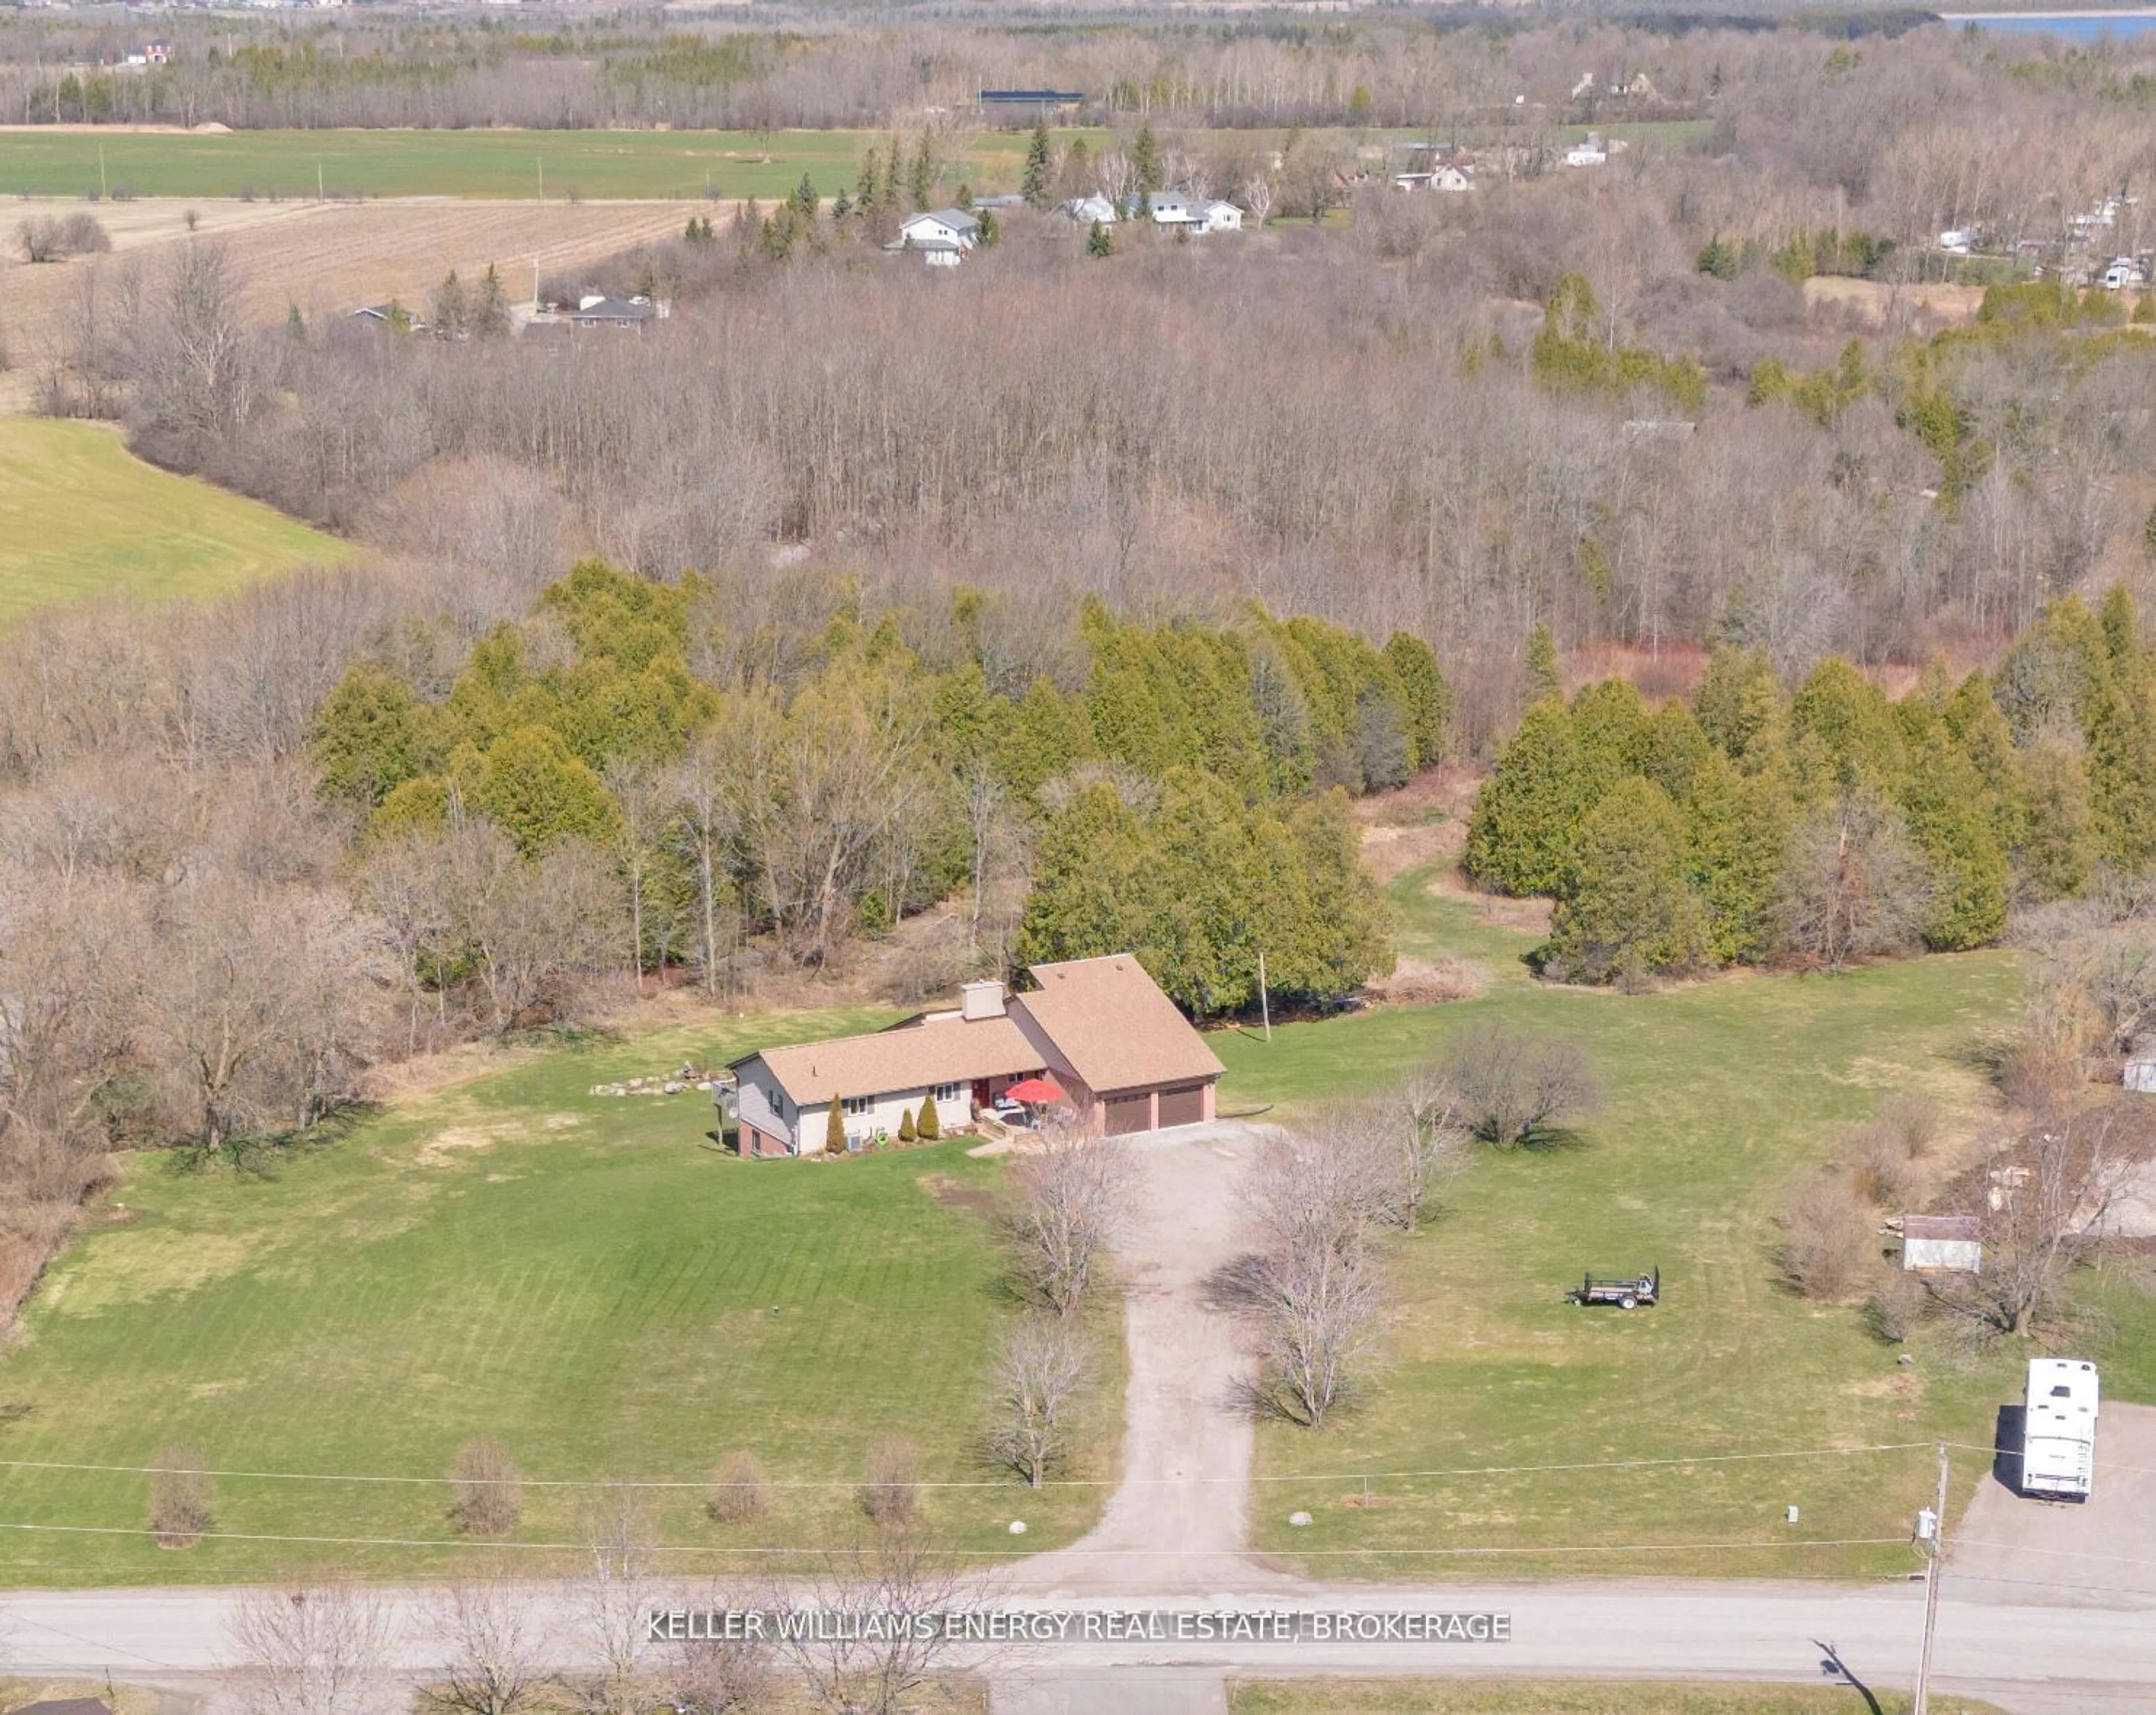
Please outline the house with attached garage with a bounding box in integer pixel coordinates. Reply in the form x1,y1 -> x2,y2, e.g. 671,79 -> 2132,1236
728,955 -> 1225,1157
896,209 -> 983,251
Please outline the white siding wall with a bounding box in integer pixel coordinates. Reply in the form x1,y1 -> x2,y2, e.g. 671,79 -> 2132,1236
835,1082 -> 971,1149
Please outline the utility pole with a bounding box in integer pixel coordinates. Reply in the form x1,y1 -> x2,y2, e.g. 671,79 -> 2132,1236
97,143 -> 106,199
537,156 -> 544,201
1913,1442 -> 1949,1715
1257,949 -> 1272,1043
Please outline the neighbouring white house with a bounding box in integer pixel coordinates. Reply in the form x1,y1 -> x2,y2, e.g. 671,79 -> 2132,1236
1395,163 -> 1473,193
729,955 -> 1226,1157
1563,141 -> 1608,168
2101,257 -> 2149,291
1061,193 -> 1119,225
894,208 -> 983,252
1144,191 -> 1243,232
1899,1214 -> 1982,1275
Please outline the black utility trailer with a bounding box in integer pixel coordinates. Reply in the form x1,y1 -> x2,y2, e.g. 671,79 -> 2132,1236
1567,1267 -> 1659,1310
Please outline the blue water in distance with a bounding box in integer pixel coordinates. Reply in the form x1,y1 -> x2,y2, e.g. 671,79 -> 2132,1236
1955,13 -> 2156,38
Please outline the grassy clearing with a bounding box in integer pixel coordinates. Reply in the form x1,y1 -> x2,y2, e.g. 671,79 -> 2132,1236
1219,867 -> 2076,1580
1228,1681 -> 2001,1714
0,128 -> 1036,202
0,418 -> 353,627
0,119 -> 1715,203
0,1006 -> 1120,1586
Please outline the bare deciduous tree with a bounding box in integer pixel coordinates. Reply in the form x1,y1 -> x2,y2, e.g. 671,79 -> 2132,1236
450,1438 -> 522,1539
149,1441 -> 214,1547
1231,1127 -> 1389,1427
228,1576 -> 392,1715
1957,1113 -> 2135,1338
1779,793 -> 1931,972
706,1451 -> 768,1526
567,1491 -> 660,1715
989,1316 -> 1090,1488
1441,1023 -> 1598,1148
1778,1171 -> 1878,1301
773,1528 -> 966,1715
664,1581 -> 771,1715
423,1580 -> 550,1715
1004,1121 -> 1134,1317
857,1436 -> 920,1527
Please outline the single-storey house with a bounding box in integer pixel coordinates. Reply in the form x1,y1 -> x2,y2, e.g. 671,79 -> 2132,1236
729,955 -> 1225,1157
1900,1214 -> 1982,1274
1563,142 -> 1608,168
897,209 -> 983,252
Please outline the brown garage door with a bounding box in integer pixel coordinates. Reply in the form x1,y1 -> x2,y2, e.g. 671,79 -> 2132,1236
1103,1092 -> 1152,1135
1156,1083 -> 1205,1128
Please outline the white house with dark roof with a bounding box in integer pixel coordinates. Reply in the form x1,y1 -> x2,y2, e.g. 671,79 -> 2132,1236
729,957 -> 1224,1156
897,209 -> 983,251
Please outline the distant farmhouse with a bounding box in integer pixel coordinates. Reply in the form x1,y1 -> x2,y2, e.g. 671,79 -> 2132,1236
889,208 -> 983,267
1146,191 -> 1243,232
730,955 -> 1226,1156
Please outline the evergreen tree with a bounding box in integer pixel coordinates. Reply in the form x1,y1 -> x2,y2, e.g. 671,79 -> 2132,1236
899,1108 -> 916,1142
2101,583 -> 2140,676
1697,233 -> 1738,280
908,136 -> 934,211
1022,118 -> 1054,207
856,147 -> 879,214
1790,657 -> 1905,793
826,1096 -> 846,1154
1381,632 -> 1449,769
790,173 -> 818,219
1570,677 -> 1652,801
1132,124 -> 1164,199
2015,742 -> 2098,902
467,725 -> 622,858
1087,219 -> 1113,259
1464,698 -> 1589,895
1899,748 -> 2008,950
917,1091 -> 940,1140
1642,699 -> 1712,806
313,664 -> 439,807
998,678 -> 1094,803
1525,621 -> 1562,702
430,269 -> 468,339
2086,675 -> 2156,872
1684,751 -> 1792,964
1547,776 -> 1706,985
1693,644 -> 1783,770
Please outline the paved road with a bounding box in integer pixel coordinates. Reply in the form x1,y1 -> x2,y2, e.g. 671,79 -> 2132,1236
6,1574 -> 2155,1714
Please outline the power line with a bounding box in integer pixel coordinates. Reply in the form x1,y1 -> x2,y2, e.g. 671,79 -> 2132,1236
0,1517 -> 1915,1558
0,1440 -> 1940,1494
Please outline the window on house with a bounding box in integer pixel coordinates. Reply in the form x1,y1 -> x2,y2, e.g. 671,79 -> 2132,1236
934,1082 -> 962,1104
842,1095 -> 873,1117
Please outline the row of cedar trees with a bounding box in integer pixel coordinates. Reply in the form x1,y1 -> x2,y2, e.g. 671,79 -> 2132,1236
312,561 -> 1434,1016
1468,592 -> 2156,984
823,1091 -> 942,1151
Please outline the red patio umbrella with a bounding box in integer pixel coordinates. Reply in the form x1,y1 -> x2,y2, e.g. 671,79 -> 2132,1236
1003,1076 -> 1066,1105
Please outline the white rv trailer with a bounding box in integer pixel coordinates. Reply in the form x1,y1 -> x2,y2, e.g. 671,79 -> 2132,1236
2020,1357 -> 2099,1499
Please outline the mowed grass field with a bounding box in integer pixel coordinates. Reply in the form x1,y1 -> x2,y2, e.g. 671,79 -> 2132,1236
0,1007 -> 1121,1586
0,418 -> 354,627
0,127 -> 1036,203
0,119 -> 1714,203
1217,868 -> 2155,1581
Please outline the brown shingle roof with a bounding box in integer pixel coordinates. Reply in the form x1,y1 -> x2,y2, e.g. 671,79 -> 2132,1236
1013,955 -> 1225,1095
738,1015 -> 1040,1108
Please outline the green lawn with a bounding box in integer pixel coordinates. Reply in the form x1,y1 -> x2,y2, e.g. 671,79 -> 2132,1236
0,120 -> 1714,203
0,419 -> 354,629
0,1007 -> 1118,1586
1230,1682 -> 2001,1715
0,127 -> 1038,202
1220,868 -> 2073,1581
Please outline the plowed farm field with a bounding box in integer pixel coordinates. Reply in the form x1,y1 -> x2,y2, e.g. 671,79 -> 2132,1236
0,198 -> 705,403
